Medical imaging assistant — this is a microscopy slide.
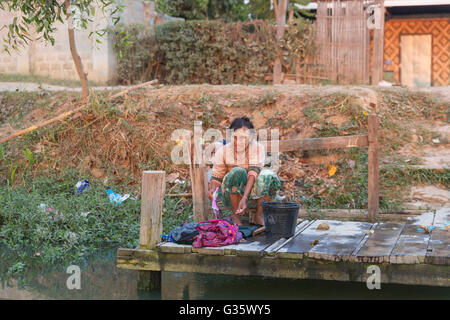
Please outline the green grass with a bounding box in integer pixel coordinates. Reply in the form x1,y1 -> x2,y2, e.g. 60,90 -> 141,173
0,73 -> 105,88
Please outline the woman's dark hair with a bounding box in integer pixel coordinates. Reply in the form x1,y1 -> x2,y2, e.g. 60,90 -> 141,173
229,117 -> 254,131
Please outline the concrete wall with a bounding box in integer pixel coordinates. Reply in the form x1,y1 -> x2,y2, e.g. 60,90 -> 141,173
0,0 -> 182,84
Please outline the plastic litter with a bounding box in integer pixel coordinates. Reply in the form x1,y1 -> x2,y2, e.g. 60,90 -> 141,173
39,203 -> 64,221
75,180 -> 90,194
417,223 -> 449,234
107,189 -> 130,204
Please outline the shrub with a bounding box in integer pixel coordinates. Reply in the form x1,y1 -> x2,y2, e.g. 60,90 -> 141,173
112,18 -> 316,85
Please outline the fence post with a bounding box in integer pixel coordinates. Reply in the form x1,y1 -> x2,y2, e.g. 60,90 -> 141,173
189,123 -> 212,222
138,170 -> 166,290
368,115 -> 380,222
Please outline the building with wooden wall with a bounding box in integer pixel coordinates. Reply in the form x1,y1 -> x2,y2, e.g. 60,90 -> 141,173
297,0 -> 449,86
383,0 -> 450,86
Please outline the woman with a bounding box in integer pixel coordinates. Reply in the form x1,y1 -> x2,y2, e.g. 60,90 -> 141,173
208,117 -> 281,226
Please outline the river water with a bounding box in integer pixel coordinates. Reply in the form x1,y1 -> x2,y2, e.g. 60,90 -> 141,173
1,248 -> 449,300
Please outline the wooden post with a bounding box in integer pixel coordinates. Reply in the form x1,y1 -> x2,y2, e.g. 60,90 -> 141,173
189,122 -> 213,222
138,170 -> 166,290
367,115 -> 380,222
371,1 -> 385,85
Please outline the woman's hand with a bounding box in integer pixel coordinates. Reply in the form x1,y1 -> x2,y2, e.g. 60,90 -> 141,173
235,196 -> 247,215
209,180 -> 221,200
208,188 -> 214,200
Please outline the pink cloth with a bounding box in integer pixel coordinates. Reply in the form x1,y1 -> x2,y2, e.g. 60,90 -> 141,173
192,219 -> 242,248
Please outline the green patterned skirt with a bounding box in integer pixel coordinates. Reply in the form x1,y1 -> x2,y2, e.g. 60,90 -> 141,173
219,167 -> 281,208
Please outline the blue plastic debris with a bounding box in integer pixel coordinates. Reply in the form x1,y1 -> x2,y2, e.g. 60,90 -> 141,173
75,180 -> 90,194
107,189 -> 130,204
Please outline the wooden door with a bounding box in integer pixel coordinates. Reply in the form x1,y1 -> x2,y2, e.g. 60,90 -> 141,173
401,34 -> 432,87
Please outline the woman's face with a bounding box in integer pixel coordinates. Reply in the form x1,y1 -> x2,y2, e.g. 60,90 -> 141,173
233,127 -> 251,152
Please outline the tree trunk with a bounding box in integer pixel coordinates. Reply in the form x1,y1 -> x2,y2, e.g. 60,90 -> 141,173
65,0 -> 89,100
273,0 -> 288,85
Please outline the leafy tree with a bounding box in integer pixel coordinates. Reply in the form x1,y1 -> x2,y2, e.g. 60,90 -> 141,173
246,0 -> 312,21
0,0 -> 123,100
156,0 -> 247,21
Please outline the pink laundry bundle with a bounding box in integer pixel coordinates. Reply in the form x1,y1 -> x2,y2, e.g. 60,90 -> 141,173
192,219 -> 242,248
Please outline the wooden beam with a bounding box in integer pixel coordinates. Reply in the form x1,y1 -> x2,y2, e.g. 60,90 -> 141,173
116,248 -> 450,287
189,125 -> 213,222
371,1 -> 385,85
139,170 -> 166,249
367,115 -> 380,222
263,134 -> 368,153
138,170 -> 165,290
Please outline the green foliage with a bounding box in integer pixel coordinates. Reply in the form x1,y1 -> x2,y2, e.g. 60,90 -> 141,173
112,23 -> 157,85
281,18 -> 317,70
246,0 -> 313,21
23,148 -> 34,166
156,0 -> 248,21
112,18 -> 316,85
8,159 -> 17,187
0,0 -> 123,53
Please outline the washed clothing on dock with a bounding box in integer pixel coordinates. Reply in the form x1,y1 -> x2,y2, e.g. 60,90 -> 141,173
192,219 -> 243,248
171,222 -> 201,243
238,225 -> 262,238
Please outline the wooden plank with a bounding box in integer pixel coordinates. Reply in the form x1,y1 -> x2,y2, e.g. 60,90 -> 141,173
234,233 -> 284,257
348,223 -> 378,262
308,221 -> 373,262
264,135 -> 368,153
390,212 -> 434,264
117,247 -> 450,287
367,114 -> 379,222
433,207 -> 450,227
139,171 -> 166,249
425,229 -> 450,265
158,242 -> 192,254
405,210 -> 435,227
355,222 -> 405,263
189,123 -> 212,222
276,220 -> 343,259
389,224 -> 432,264
266,220 -> 314,257
371,1 -> 384,85
192,246 -> 227,255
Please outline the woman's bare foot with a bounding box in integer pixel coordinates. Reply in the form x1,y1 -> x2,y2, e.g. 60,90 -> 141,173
232,214 -> 242,226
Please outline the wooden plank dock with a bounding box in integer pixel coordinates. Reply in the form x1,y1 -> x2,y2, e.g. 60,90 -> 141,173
117,207 -> 450,288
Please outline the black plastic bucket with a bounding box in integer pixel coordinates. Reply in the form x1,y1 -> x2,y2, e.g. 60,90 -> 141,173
261,201 -> 300,238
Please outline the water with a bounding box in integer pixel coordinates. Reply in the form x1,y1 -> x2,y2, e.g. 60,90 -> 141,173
1,248 -> 449,300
